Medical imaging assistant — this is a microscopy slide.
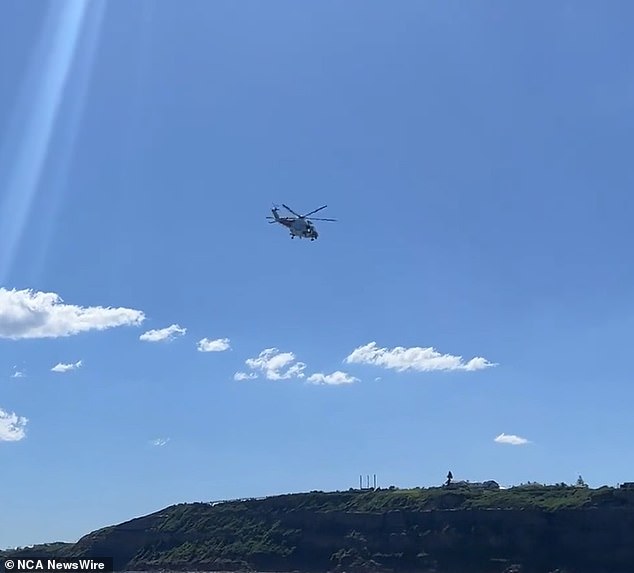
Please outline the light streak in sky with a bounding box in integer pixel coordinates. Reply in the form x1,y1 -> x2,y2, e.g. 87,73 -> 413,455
0,1 -> 95,285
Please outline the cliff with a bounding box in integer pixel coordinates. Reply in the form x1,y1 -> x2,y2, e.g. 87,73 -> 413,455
4,484 -> 634,573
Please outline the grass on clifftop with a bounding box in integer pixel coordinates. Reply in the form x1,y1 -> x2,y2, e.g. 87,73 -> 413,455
167,482 -> 631,514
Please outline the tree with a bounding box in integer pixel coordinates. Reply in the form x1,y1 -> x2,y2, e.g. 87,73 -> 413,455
576,475 -> 588,488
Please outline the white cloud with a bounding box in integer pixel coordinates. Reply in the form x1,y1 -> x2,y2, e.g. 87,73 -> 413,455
345,342 -> 497,373
234,371 -> 257,381
51,360 -> 82,373
139,324 -> 186,342
0,288 -> 145,339
307,371 -> 359,385
241,348 -> 306,380
197,337 -> 230,352
494,433 -> 530,446
150,438 -> 169,447
0,408 -> 28,441
11,366 -> 25,378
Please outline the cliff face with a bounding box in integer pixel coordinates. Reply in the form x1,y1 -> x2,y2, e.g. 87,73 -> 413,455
276,506 -> 634,572
4,487 -> 634,573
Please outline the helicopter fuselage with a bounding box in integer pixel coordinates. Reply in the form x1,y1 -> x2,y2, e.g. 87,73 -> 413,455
271,210 -> 318,240
267,204 -> 336,240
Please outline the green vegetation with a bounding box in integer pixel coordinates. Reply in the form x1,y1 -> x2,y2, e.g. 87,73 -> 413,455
3,484 -> 634,572
137,503 -> 299,567
182,482 -> 624,513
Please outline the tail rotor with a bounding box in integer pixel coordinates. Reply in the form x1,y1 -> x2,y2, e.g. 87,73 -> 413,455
267,203 -> 281,223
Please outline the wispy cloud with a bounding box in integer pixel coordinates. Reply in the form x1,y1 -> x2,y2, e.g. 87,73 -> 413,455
0,288 -> 145,339
197,337 -> 230,352
345,342 -> 497,373
11,366 -> 25,378
51,360 -> 82,373
150,438 -> 169,447
307,371 -> 359,385
239,348 -> 306,380
234,371 -> 257,381
139,324 -> 186,342
0,407 -> 28,441
494,433 -> 530,446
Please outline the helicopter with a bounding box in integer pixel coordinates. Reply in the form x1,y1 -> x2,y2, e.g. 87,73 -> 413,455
266,204 -> 336,240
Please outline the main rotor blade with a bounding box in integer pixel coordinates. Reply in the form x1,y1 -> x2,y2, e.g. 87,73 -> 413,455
302,205 -> 327,217
282,204 -> 302,217
308,217 -> 337,222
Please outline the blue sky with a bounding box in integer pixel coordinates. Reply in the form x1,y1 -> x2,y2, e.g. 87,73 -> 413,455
1,0 -> 634,549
